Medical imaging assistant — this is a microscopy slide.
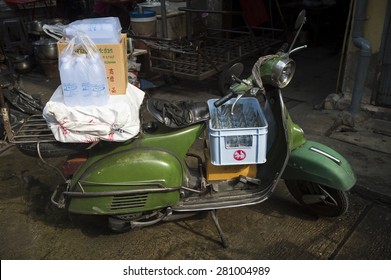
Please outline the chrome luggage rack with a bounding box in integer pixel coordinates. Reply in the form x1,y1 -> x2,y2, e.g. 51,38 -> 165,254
10,115 -> 67,181
11,114 -> 56,144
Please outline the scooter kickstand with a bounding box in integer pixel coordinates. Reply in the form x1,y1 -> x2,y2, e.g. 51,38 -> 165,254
210,210 -> 229,248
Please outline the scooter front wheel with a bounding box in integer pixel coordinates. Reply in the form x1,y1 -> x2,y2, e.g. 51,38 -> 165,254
285,180 -> 349,217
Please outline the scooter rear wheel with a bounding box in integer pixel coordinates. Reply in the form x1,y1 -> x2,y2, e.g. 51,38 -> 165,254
285,180 -> 349,217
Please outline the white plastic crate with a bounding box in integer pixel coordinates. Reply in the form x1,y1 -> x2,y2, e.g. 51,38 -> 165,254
207,98 -> 268,166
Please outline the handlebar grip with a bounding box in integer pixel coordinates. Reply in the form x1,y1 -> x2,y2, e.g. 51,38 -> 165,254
213,91 -> 235,107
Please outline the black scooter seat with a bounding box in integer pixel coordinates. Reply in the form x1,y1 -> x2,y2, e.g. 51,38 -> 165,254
146,98 -> 210,128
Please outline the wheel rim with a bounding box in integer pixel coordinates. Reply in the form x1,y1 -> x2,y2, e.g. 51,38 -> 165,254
286,180 -> 348,217
299,182 -> 338,207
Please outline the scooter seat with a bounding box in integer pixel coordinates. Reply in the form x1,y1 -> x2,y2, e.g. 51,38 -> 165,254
146,98 -> 210,128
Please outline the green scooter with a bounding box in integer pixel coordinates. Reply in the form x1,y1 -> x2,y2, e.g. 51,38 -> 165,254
50,11 -> 356,247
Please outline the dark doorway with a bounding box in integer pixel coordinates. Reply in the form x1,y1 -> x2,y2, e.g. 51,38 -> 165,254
375,0 -> 391,108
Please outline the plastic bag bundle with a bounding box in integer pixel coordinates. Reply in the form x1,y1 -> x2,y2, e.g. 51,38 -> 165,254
59,34 -> 109,107
43,17 -> 122,44
43,83 -> 145,143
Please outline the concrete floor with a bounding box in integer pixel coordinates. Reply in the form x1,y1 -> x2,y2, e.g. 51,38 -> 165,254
0,145 -> 390,259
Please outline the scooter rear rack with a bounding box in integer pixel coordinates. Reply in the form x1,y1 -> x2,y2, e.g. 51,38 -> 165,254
11,114 -> 56,144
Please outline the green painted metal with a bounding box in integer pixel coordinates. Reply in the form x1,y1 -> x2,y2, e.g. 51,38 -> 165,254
259,56 -> 281,85
281,140 -> 357,191
68,148 -> 182,214
79,148 -> 184,186
254,55 -> 306,150
286,113 -> 306,151
229,56 -> 280,94
139,123 -> 205,160
230,77 -> 254,94
71,123 -> 204,184
67,123 -> 205,215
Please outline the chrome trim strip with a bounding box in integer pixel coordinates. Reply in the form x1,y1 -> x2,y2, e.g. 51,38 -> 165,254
309,146 -> 341,165
79,180 -> 165,188
63,187 -> 179,197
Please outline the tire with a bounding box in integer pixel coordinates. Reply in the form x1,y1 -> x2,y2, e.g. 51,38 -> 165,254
108,211 -> 166,233
285,180 -> 349,217
16,142 -> 90,158
108,216 -> 133,233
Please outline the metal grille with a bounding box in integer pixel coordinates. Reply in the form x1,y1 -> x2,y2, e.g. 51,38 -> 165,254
110,194 -> 148,210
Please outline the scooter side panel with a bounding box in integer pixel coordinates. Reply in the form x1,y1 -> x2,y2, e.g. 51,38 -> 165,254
140,123 -> 205,160
281,140 -> 357,191
67,148 -> 183,215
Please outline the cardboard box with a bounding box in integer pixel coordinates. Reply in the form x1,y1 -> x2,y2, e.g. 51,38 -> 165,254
57,34 -> 128,95
204,145 -> 257,181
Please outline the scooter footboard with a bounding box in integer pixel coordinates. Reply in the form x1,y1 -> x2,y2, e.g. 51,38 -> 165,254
281,140 -> 356,191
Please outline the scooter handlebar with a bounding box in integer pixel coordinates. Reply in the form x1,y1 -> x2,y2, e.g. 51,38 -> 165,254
213,91 -> 235,107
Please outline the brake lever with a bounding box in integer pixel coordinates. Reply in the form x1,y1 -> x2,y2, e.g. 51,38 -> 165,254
289,45 -> 307,55
230,75 -> 250,114
231,93 -> 244,115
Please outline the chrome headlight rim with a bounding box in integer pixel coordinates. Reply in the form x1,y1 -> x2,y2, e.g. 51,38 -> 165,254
272,58 -> 296,88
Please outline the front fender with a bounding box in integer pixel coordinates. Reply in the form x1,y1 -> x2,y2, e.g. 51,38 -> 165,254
282,140 -> 356,191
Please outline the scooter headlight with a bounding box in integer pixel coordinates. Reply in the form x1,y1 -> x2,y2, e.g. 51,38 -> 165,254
276,59 -> 296,88
260,57 -> 296,88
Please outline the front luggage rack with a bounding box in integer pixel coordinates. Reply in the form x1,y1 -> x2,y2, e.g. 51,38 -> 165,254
11,114 -> 56,144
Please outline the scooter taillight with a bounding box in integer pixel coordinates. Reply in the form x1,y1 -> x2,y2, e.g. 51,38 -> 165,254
62,155 -> 87,178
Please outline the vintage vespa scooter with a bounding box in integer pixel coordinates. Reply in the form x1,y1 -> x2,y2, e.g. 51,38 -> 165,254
44,11 -> 355,247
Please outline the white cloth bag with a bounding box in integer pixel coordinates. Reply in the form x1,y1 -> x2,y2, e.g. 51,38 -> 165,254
43,83 -> 145,143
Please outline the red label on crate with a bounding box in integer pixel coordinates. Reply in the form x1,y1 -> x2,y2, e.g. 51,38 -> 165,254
233,150 -> 246,161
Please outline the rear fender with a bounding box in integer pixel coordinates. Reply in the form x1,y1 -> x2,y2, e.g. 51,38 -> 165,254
282,140 -> 356,191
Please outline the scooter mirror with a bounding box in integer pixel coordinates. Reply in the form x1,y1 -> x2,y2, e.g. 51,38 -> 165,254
288,10 -> 307,54
295,10 -> 306,30
218,62 -> 244,96
227,63 -> 244,81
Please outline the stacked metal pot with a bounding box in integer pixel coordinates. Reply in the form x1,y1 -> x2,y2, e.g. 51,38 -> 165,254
27,18 -> 64,79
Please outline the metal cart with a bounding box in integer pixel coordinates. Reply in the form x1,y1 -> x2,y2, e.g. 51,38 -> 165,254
131,5 -> 285,84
